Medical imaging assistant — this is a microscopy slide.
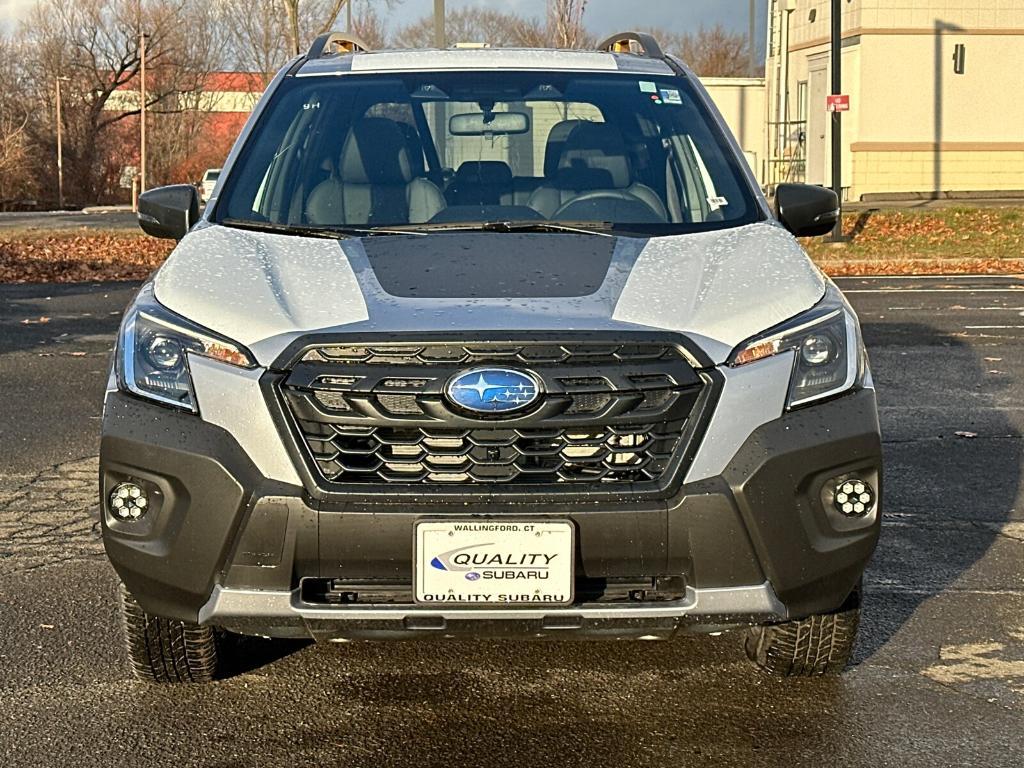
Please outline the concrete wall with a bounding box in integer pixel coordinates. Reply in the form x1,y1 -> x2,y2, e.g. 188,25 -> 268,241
702,78 -> 767,183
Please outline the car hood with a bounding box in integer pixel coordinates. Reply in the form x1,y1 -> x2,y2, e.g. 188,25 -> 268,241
153,223 -> 826,367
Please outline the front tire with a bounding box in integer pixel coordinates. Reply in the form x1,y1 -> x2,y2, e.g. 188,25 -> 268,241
119,585 -> 229,683
744,583 -> 862,677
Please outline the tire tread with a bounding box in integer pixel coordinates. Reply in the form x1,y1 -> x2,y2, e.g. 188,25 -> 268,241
119,585 -> 224,683
745,589 -> 862,677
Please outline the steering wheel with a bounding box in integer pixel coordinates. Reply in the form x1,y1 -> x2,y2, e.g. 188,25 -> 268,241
552,191 -> 666,224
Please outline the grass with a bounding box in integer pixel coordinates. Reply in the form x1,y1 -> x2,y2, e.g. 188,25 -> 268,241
806,206 -> 1024,275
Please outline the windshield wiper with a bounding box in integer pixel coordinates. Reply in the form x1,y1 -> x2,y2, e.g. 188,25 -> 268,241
481,221 -> 615,237
219,218 -> 426,238
401,220 -> 616,237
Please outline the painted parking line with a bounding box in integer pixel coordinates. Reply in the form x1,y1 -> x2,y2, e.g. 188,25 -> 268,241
836,275 -> 1024,294
839,286 -> 1024,290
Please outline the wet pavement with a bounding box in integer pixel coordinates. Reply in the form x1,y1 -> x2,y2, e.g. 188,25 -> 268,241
1,275 -> 1022,766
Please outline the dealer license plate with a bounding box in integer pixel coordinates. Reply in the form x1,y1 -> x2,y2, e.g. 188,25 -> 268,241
414,520 -> 574,606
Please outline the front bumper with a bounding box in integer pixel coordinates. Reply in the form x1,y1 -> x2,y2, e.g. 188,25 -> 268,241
100,388 -> 881,641
199,583 -> 785,641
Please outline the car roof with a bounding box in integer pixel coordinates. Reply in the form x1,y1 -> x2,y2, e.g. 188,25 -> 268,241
295,47 -> 678,78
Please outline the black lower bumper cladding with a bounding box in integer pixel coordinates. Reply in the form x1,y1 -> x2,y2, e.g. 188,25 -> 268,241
100,388 -> 881,638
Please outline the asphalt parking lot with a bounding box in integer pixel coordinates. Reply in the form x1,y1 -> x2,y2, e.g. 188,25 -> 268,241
0,210 -> 139,232
1,274 -> 1023,767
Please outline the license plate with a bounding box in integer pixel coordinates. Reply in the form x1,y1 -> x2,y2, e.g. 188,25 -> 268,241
414,520 -> 574,606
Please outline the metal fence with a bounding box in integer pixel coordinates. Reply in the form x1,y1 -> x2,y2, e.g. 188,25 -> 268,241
765,119 -> 807,187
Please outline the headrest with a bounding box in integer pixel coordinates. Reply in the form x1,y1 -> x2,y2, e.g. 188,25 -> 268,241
454,161 -> 514,187
395,122 -> 426,178
340,118 -> 413,185
543,120 -> 582,178
557,122 -> 632,189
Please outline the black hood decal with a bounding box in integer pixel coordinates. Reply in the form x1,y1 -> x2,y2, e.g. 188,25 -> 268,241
359,232 -> 618,299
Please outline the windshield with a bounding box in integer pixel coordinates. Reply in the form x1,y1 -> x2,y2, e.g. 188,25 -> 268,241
213,70 -> 760,236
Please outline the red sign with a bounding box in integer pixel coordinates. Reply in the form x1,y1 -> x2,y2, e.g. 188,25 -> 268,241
827,94 -> 851,112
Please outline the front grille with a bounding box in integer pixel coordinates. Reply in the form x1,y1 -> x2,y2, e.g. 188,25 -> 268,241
303,342 -> 679,366
277,339 -> 711,492
293,422 -> 683,484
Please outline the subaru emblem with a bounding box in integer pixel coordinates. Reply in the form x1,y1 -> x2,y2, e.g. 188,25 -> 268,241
445,367 -> 541,415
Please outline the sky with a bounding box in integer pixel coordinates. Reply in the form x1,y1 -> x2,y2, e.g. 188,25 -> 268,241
397,0 -> 768,38
1,0 -> 769,46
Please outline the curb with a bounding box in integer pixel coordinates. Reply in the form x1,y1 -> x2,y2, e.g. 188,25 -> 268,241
80,206 -> 135,214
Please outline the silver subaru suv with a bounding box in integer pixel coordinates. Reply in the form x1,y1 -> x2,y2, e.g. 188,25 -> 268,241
103,32 -> 881,683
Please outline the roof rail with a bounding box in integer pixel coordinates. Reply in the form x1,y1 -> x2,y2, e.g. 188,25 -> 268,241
597,32 -> 665,60
306,32 -> 372,59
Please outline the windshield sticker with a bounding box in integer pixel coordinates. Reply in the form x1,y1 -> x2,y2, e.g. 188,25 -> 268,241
639,80 -> 657,93
708,196 -> 729,209
660,89 -> 683,105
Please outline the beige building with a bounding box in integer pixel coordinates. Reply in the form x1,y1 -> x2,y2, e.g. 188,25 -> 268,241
765,0 -> 1024,200
703,77 -> 768,180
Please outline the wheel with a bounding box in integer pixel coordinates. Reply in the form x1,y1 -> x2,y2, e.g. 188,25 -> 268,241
744,582 -> 862,677
119,584 -> 229,683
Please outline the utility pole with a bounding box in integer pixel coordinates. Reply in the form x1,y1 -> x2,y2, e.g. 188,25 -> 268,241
140,29 -> 148,193
749,0 -> 757,76
829,0 -> 843,241
432,0 -> 446,167
55,76 -> 65,209
778,3 -> 794,163
433,0 -> 446,48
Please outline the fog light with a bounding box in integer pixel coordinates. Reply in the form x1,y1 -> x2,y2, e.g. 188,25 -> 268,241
833,478 -> 875,517
109,482 -> 149,520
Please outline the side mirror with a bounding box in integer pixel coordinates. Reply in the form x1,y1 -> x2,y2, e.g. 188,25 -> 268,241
138,184 -> 200,240
774,183 -> 840,238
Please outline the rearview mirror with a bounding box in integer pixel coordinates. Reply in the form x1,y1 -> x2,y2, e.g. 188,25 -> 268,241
138,184 -> 200,240
449,112 -> 530,136
774,183 -> 840,238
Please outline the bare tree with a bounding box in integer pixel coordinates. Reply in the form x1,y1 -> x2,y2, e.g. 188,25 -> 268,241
654,25 -> 753,77
547,0 -> 588,49
144,0 -> 226,187
281,0 -> 347,55
0,34 -> 36,205
395,7 -> 544,49
220,0 -> 290,82
20,0 -> 224,201
348,0 -> 388,50
279,0 -> 400,55
219,0 -> 397,74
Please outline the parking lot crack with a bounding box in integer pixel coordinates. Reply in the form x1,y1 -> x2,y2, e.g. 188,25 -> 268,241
0,455 -> 103,574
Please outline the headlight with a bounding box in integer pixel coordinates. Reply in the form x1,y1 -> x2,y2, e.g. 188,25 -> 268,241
117,284 -> 256,412
729,283 -> 864,409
